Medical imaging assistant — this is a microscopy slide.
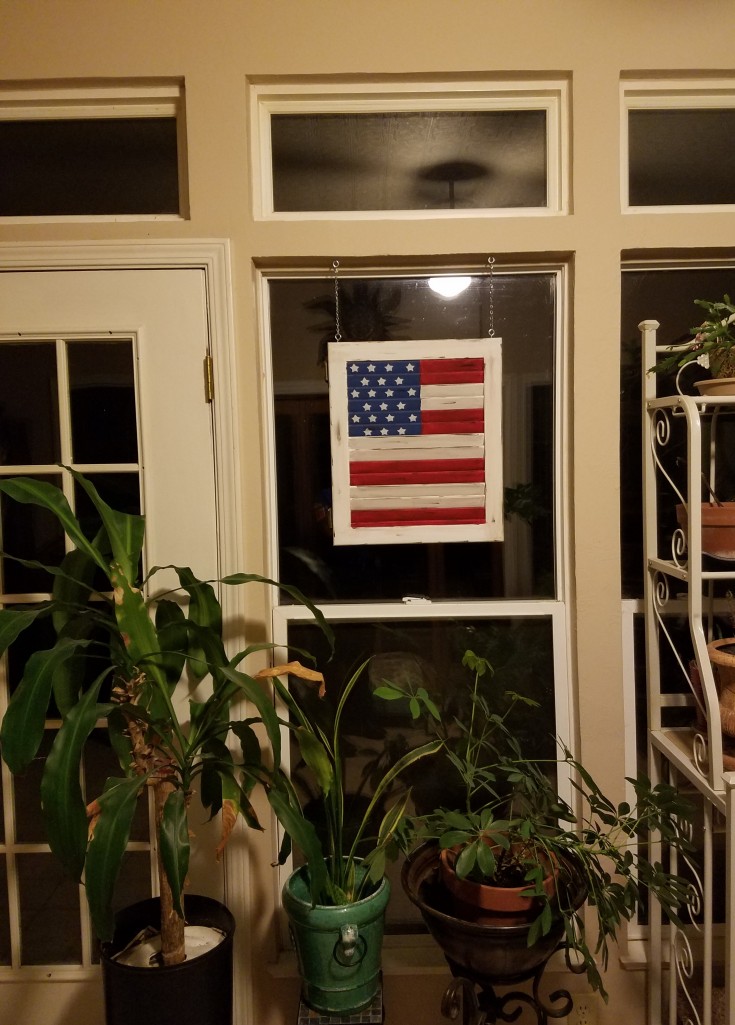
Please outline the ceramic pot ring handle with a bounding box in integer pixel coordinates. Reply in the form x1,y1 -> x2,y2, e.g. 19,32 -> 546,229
333,924 -> 366,966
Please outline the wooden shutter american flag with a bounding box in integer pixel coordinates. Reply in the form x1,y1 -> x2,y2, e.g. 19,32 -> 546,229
328,338 -> 503,545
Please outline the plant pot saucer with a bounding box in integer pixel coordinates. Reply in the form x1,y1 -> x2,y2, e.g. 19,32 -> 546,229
695,377 -> 735,396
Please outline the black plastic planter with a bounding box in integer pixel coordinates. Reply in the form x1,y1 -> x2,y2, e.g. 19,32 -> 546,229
100,895 -> 235,1025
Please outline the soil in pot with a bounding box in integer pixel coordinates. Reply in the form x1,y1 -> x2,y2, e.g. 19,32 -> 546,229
101,895 -> 235,1025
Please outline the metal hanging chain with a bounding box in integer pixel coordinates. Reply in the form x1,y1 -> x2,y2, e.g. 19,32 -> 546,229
487,255 -> 496,338
333,259 -> 342,342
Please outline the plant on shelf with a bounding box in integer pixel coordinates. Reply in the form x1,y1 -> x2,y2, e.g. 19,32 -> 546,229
392,650 -> 694,999
649,295 -> 735,381
0,471 -> 331,969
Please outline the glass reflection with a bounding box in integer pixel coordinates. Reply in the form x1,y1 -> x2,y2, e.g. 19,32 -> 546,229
0,343 -> 60,465
18,855 -> 81,964
68,340 -> 138,464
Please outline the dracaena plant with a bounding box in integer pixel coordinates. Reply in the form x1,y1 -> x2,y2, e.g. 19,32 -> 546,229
255,659 -> 442,906
382,650 -> 694,999
0,471 -> 331,964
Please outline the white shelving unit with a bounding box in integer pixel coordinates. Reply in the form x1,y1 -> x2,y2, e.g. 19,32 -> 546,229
641,319 -> 735,1025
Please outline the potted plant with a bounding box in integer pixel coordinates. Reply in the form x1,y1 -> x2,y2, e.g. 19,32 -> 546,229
392,651 -> 693,1001
0,471 -> 331,1025
649,295 -> 735,395
253,657 -> 442,1016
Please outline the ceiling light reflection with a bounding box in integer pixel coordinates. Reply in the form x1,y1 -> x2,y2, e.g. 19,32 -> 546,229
428,276 -> 472,299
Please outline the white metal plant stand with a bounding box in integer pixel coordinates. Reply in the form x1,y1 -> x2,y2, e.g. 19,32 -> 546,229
642,319 -> 735,1025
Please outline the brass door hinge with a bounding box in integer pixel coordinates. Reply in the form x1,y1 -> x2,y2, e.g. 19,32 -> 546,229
203,354 -> 214,403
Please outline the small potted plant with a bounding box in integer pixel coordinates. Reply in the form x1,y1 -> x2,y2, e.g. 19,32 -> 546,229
393,651 -> 694,1001
0,471 -> 330,1025
649,295 -> 735,395
254,657 -> 441,1017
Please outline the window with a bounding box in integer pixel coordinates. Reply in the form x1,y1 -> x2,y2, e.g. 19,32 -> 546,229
0,81 -> 187,219
623,79 -> 735,210
250,79 -> 569,217
261,264 -> 571,929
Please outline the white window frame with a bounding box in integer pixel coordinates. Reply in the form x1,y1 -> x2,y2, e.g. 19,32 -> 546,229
257,261 -> 574,937
0,80 -> 188,223
621,77 -> 735,214
249,77 -> 570,220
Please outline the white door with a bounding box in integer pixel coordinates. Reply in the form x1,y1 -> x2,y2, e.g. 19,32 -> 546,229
0,268 -> 222,1023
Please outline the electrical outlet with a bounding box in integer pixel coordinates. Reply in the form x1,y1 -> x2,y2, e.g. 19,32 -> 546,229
567,994 -> 599,1025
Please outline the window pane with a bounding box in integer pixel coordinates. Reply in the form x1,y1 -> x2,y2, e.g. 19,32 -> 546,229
0,117 -> 180,216
270,273 -> 556,601
13,731 -> 55,843
0,473 -> 65,594
629,109 -> 735,206
68,340 -> 138,464
0,342 -> 60,465
18,854 -> 81,964
620,267 -> 735,597
271,111 -> 547,211
0,858 -> 10,965
287,617 -> 557,929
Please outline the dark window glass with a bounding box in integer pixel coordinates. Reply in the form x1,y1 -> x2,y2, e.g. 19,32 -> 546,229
270,273 -> 556,602
629,109 -> 735,206
0,117 -> 179,216
68,340 -> 138,464
0,343 -> 60,465
0,858 -> 9,964
0,473 -> 65,594
18,855 -> 81,964
271,111 -> 547,211
620,267 -> 735,597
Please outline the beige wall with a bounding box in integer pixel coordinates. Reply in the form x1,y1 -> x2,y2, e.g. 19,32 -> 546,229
2,1 -> 734,1022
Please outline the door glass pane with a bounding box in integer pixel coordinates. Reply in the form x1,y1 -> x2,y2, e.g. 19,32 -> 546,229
13,731 -> 55,843
0,858 -> 9,965
629,109 -> 735,206
18,855 -> 82,964
68,340 -> 138,464
270,273 -> 556,601
0,473 -> 65,594
271,110 -> 547,211
0,118 -> 180,216
0,343 -> 60,465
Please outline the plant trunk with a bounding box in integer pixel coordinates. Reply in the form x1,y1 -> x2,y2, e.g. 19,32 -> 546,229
154,779 -> 186,966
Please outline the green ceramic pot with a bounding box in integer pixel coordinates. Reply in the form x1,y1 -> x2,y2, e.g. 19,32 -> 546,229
282,865 -> 390,1015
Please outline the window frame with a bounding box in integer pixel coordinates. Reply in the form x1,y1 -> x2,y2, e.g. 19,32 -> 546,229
0,80 -> 188,223
249,77 -> 570,219
621,77 -> 735,214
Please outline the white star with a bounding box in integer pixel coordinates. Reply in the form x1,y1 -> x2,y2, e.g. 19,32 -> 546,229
408,387 -> 417,396
406,362 -> 415,371
350,363 -> 359,372
363,428 -> 373,436
397,401 -> 405,410
369,414 -> 377,422
380,402 -> 388,411
351,389 -> 360,398
395,376 -> 403,385
361,377 -> 369,386
363,402 -> 372,411
386,414 -> 394,422
352,414 -> 361,423
386,389 -> 394,397
367,363 -> 376,372
380,428 -> 389,435
398,427 -> 406,434
385,363 -> 394,371
378,377 -> 386,385
409,414 -> 417,422
368,389 -> 376,397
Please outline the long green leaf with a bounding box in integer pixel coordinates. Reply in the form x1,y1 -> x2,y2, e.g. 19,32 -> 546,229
41,676 -> 114,881
85,774 -> 144,940
267,784 -> 328,903
1,638 -> 92,773
159,787 -> 190,918
0,477 -> 107,572
154,599 -> 188,686
71,470 -> 144,583
51,548 -> 97,634
172,568 -> 223,680
218,664 -> 282,767
293,725 -> 334,797
0,605 -> 49,658
220,572 -> 334,654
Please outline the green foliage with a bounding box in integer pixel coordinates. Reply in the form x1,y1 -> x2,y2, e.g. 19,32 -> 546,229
405,651 -> 695,1000
649,295 -> 735,377
258,658 -> 441,906
0,470 -> 332,948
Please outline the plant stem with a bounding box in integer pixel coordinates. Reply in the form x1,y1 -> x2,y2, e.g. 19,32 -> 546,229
154,778 -> 186,965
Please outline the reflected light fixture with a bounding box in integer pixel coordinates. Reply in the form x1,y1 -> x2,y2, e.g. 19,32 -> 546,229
428,275 -> 472,299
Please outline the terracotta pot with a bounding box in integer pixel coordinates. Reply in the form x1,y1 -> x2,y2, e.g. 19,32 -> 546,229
694,377 -> 735,397
676,503 -> 735,560
708,638 -> 735,737
438,843 -> 555,924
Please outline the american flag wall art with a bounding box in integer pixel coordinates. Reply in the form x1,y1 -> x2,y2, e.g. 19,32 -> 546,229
328,338 -> 503,545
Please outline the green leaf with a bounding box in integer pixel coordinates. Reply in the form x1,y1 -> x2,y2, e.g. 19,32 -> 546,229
159,787 -> 190,918
0,605 -> 49,659
218,664 -> 282,768
154,599 -> 188,686
267,783 -> 328,903
455,843 -> 478,879
1,638 -> 92,773
71,470 -> 144,583
41,675 -> 113,881
172,568 -> 223,681
476,840 -> 497,878
372,685 -> 406,701
221,572 -> 334,654
294,725 -> 334,797
51,548 -> 97,634
85,774 -> 144,940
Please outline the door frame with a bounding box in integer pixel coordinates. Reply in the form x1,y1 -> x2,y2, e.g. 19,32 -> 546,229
0,241 -> 253,1025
